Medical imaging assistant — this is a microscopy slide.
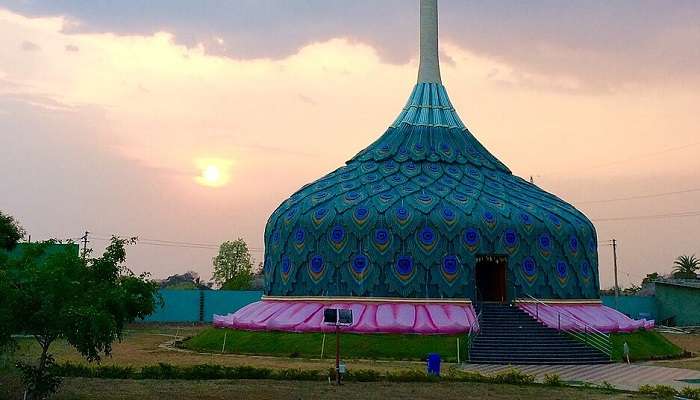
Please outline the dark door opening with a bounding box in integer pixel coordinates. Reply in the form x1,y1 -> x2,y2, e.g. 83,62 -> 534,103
475,255 -> 507,303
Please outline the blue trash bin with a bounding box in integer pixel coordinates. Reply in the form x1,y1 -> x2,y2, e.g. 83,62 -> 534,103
427,353 -> 441,376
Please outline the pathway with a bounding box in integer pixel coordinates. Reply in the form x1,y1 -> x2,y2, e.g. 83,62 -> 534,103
461,363 -> 700,391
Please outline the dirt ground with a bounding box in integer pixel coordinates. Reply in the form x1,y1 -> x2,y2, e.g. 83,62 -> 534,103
0,325 -> 651,400
2,377 -> 645,400
8,325 -> 436,374
652,333 -> 700,371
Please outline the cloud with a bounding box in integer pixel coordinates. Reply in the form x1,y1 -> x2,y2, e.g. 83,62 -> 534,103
3,1 -> 700,89
1,7 -> 699,285
64,44 -> 78,52
21,40 -> 39,51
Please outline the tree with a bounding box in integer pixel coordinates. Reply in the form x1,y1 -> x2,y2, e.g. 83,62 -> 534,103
212,238 -> 253,290
161,270 -> 211,290
673,254 -> 699,279
0,210 -> 25,251
1,237 -> 160,399
641,272 -> 660,287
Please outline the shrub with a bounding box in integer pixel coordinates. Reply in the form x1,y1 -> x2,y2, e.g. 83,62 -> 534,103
16,358 -> 63,400
442,368 -> 487,383
385,370 -> 438,382
491,369 -> 536,385
96,365 -> 134,379
597,381 -> 616,392
183,364 -> 225,380
140,363 -> 180,380
680,387 -> 700,400
228,365 -> 273,379
542,373 -> 562,386
638,384 -> 678,398
53,362 -> 93,378
346,369 -> 382,382
272,368 -> 321,381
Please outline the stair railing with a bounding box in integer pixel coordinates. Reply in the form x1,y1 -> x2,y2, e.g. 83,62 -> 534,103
520,294 -> 612,359
466,309 -> 482,363
467,288 -> 484,362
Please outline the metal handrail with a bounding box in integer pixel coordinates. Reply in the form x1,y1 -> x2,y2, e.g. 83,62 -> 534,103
467,287 -> 484,362
467,308 -> 482,362
521,294 -> 612,358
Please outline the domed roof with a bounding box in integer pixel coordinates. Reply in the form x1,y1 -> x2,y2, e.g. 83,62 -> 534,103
262,0 -> 600,301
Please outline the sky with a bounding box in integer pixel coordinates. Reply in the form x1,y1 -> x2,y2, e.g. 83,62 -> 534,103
1,1 -> 699,289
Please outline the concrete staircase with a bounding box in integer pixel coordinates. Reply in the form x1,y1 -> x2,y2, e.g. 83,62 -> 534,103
469,303 -> 610,364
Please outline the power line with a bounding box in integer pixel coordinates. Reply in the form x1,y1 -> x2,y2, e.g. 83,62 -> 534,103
592,210 -> 700,222
576,187 -> 700,205
586,140 -> 700,170
90,233 -> 263,250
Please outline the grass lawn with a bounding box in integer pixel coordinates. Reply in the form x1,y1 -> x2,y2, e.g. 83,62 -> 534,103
0,376 -> 646,400
611,330 -> 684,362
183,329 -> 468,362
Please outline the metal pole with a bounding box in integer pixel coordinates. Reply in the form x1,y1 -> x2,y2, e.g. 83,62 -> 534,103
335,325 -> 341,385
221,331 -> 227,353
456,338 -> 460,364
558,313 -> 561,331
612,239 -> 620,308
321,333 -> 326,359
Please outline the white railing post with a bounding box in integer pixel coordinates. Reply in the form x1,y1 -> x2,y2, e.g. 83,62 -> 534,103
558,313 -> 561,331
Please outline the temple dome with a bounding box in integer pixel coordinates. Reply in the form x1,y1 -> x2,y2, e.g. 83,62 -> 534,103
261,0 -> 599,301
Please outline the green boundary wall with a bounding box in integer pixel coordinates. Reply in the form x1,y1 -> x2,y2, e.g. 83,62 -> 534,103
143,290 -> 262,323
655,282 -> 700,326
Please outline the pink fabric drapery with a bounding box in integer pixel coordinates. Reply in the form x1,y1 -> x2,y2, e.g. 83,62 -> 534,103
213,300 -> 478,335
517,303 -> 654,333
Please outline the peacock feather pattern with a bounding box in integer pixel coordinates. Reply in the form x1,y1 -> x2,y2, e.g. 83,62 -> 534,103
264,81 -> 600,300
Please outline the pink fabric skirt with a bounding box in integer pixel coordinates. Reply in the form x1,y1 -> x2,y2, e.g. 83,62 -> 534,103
517,303 -> 654,333
213,300 -> 478,335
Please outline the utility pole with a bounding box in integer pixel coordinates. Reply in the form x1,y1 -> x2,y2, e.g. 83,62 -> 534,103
612,238 -> 619,307
81,231 -> 90,259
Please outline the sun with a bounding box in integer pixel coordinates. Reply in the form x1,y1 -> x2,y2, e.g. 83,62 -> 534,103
195,159 -> 232,188
202,165 -> 221,183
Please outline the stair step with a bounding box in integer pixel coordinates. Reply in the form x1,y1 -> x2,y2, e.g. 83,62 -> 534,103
468,303 -> 608,365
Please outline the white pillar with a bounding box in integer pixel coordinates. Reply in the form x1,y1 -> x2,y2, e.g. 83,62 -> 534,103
417,0 -> 442,84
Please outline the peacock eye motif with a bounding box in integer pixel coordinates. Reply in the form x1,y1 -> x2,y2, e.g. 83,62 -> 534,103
310,255 -> 324,274
330,225 -> 345,244
522,257 -> 537,277
351,255 -> 368,274
374,228 -> 389,245
556,260 -> 568,279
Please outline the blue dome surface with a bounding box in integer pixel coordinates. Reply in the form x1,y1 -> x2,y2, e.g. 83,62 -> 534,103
263,82 -> 599,300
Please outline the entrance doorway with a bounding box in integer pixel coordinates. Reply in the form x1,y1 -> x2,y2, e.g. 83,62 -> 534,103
475,255 -> 507,303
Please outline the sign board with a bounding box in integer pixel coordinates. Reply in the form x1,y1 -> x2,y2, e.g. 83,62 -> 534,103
323,308 -> 353,326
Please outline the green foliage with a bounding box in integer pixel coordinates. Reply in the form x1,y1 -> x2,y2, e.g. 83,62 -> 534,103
219,273 -> 253,290
491,369 -> 536,385
1,237 -> 160,398
212,238 -> 253,289
345,368 -> 382,382
610,330 -> 683,361
0,210 -> 24,251
680,386 -> 700,400
542,373 -> 562,386
673,254 -> 699,278
638,384 -> 678,398
49,362 -> 554,390
16,355 -> 62,400
184,328 -> 469,362
642,272 -> 660,287
274,368 -> 322,381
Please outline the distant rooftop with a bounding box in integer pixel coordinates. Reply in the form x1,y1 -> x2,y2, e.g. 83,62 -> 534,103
655,278 -> 700,289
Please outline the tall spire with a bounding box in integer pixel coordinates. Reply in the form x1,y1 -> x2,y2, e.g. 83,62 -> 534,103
417,0 -> 442,84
